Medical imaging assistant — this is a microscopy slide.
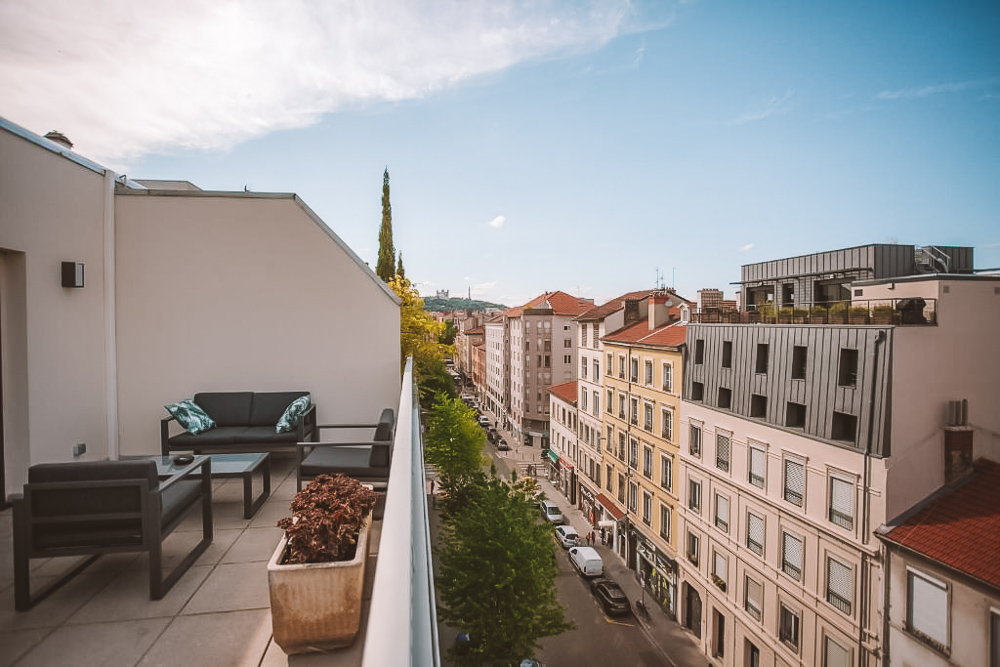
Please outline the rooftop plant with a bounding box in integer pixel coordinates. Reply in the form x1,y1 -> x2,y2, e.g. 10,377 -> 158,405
277,474 -> 376,564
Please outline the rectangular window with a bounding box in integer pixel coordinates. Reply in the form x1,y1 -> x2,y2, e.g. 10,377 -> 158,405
782,532 -> 803,580
784,458 -> 805,507
661,407 -> 673,441
628,482 -> 638,513
829,476 -> 854,529
786,402 -> 806,428
690,424 -> 702,457
750,394 -> 768,418
746,512 -> 764,556
660,454 -> 673,491
592,326 -> 599,348
714,493 -> 729,533
618,355 -> 626,379
687,531 -> 700,565
695,339 -> 705,364
593,391 -> 599,416
722,341 -> 733,368
618,473 -> 626,503
792,345 -> 807,380
659,504 -> 671,541
643,402 -> 653,431
716,432 -> 731,472
607,353 -> 613,373
832,412 -> 858,443
630,398 -> 639,426
564,339 -> 571,348
745,576 -> 762,621
581,390 -> 588,411
629,438 -> 638,469
662,363 -> 673,392
618,394 -> 626,419
755,343 -> 769,374
717,387 -> 732,409
713,550 -> 728,586
907,569 -> 949,648
749,446 -> 766,488
691,381 -> 704,401
779,604 -> 800,652
689,479 -> 702,512
618,433 -> 625,460
593,359 -> 599,381
642,491 -> 651,524
713,609 -> 725,658
827,557 -> 853,615
606,389 -> 613,414
824,637 -> 851,667
606,425 -> 613,452
643,446 -> 653,478
581,358 -> 588,379
644,360 -> 653,385
563,354 -> 571,363
580,323 -> 587,346
838,348 -> 859,387
630,358 -> 639,383
606,464 -> 613,492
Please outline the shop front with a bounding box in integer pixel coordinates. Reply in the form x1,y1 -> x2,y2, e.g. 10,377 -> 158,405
595,493 -> 626,553
545,448 -> 560,487
636,534 -> 677,620
579,483 -> 597,527
557,456 -> 575,505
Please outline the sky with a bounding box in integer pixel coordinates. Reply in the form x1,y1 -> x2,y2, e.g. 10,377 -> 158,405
2,0 -> 998,307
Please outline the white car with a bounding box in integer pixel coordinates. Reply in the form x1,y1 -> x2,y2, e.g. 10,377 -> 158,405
568,546 -> 604,577
554,525 -> 579,548
539,500 -> 564,525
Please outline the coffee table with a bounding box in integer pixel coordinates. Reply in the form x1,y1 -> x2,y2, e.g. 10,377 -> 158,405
150,453 -> 271,519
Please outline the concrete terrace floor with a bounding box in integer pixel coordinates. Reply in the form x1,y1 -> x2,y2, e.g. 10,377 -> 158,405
0,455 -> 380,667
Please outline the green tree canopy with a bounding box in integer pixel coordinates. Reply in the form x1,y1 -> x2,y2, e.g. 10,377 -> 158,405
424,394 -> 484,485
376,168 -> 395,282
388,274 -> 456,405
437,472 -> 573,666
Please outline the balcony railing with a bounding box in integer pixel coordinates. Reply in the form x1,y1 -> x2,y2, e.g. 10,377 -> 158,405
692,298 -> 938,326
363,357 -> 440,667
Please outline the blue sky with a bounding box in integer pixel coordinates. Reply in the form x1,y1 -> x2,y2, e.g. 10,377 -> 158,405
3,1 -> 997,306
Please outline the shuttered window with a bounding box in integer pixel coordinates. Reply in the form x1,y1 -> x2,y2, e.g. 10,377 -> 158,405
716,433 -> 731,472
779,603 -> 800,651
784,459 -> 805,506
829,477 -> 854,529
747,513 -> 765,556
824,637 -> 851,667
907,569 -> 949,647
745,576 -> 762,621
713,551 -> 727,585
782,532 -> 803,580
749,446 -> 766,488
715,494 -> 729,533
826,557 -> 853,614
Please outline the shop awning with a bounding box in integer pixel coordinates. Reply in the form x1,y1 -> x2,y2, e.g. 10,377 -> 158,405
546,449 -> 560,464
558,456 -> 574,469
596,493 -> 625,520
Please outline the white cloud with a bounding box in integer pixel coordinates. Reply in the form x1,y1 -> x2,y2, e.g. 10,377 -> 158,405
488,215 -> 505,228
876,77 -> 1000,101
0,0 -> 635,163
739,243 -> 754,252
729,90 -> 795,126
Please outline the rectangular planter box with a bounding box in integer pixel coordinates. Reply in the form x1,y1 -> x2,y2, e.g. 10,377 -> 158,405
267,514 -> 371,654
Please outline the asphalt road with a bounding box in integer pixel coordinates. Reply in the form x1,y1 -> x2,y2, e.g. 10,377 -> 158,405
536,545 -> 672,667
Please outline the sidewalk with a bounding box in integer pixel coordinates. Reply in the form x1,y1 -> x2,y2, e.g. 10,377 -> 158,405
485,437 -> 706,667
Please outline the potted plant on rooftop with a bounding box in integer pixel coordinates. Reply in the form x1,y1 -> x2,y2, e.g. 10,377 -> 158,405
267,473 -> 377,654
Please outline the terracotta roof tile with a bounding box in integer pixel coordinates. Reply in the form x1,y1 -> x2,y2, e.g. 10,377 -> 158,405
507,291 -> 593,318
884,459 -> 1000,589
547,380 -> 578,406
603,322 -> 687,347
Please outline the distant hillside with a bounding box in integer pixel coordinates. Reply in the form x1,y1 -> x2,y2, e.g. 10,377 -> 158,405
423,296 -> 507,312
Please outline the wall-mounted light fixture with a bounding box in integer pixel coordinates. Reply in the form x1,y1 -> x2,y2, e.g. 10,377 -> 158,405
61,261 -> 85,288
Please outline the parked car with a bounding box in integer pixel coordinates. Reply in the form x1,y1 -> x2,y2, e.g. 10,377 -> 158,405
539,500 -> 564,525
568,546 -> 604,577
554,525 -> 579,548
478,415 -> 491,427
496,438 -> 510,451
589,578 -> 630,616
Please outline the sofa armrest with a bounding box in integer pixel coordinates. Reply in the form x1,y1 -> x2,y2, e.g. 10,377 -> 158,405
296,403 -> 317,443
161,416 -> 177,456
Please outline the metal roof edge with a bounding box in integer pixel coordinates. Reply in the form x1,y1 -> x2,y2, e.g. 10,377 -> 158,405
2,116 -> 110,176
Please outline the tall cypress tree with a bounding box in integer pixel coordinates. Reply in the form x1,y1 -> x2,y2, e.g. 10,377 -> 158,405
376,168 -> 395,282
396,252 -> 405,279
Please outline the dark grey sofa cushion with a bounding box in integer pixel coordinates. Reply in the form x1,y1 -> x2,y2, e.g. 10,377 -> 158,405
249,391 -> 309,427
236,427 -> 300,445
168,426 -> 247,449
300,446 -> 388,479
193,392 -> 254,427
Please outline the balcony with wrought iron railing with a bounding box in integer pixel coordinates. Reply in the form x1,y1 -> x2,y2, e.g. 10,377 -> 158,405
691,298 -> 937,326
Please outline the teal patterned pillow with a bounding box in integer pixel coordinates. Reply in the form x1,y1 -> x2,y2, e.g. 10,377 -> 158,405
276,394 -> 311,433
165,399 -> 216,435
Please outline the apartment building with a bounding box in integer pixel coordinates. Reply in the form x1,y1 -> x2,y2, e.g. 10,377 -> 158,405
547,381 -> 579,501
597,291 -> 689,618
453,314 -> 483,381
483,315 -> 508,425
506,292 -> 592,448
573,290 -> 663,533
677,246 -> 999,667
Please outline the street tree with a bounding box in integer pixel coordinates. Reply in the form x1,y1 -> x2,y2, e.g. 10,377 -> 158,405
388,274 -> 454,405
376,168 -> 395,282
437,472 -> 573,666
424,394 -> 484,491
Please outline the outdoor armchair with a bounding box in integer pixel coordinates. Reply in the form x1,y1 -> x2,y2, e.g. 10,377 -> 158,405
12,458 -> 213,611
296,408 -> 396,492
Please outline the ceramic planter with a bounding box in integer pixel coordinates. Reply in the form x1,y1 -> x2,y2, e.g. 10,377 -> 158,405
267,514 -> 371,654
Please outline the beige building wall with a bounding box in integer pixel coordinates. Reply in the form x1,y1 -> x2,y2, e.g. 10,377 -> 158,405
1,126 -> 116,493
113,190 -> 400,456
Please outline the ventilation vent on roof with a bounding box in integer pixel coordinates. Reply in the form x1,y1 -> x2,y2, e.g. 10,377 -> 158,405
44,131 -> 73,149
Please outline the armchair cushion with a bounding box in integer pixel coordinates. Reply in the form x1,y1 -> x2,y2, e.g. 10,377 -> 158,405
300,446 -> 386,480
276,394 -> 312,433
164,399 -> 216,435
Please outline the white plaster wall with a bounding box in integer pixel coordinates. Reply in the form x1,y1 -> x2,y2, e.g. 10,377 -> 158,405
113,192 -> 400,456
0,128 -> 113,493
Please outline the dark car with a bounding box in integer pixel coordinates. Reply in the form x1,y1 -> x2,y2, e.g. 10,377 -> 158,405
496,438 -> 510,451
589,578 -> 630,616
